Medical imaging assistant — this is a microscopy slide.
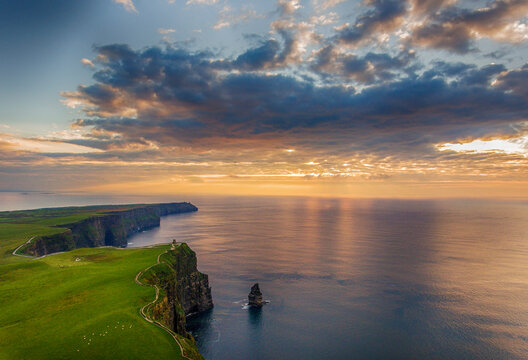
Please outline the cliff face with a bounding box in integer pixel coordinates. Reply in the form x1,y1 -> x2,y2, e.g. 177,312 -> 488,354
147,243 -> 213,338
26,230 -> 75,256
23,202 -> 197,256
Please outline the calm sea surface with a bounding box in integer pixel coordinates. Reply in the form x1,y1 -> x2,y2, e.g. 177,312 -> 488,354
2,193 -> 528,359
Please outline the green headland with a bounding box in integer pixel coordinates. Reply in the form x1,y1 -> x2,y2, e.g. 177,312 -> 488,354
0,203 -> 211,360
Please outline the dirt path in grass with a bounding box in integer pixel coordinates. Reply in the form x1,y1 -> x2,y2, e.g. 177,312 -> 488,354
135,244 -> 192,360
12,236 -> 35,257
12,236 -> 68,260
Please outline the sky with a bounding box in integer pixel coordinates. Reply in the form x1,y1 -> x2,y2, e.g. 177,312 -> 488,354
0,0 -> 528,198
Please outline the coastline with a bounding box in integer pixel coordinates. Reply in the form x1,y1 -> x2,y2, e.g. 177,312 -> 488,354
0,202 -> 209,360
6,202 -> 198,256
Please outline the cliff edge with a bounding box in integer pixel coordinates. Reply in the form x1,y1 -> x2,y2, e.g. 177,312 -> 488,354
21,202 -> 197,256
140,243 -> 213,340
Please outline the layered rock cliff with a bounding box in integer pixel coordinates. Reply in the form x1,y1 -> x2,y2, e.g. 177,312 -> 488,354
22,202 -> 197,256
144,243 -> 213,339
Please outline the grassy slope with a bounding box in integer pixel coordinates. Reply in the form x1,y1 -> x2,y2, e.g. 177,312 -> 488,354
0,205 -> 199,360
0,223 -> 66,264
138,244 -> 206,360
0,246 -> 190,360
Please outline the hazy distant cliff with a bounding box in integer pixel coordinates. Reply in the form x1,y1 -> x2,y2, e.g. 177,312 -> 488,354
143,243 -> 213,339
22,203 -> 197,256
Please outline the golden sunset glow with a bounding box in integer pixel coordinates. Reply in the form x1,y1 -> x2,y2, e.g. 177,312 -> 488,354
0,0 -> 527,199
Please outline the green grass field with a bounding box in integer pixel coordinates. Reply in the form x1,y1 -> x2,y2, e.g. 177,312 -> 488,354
0,206 -> 201,359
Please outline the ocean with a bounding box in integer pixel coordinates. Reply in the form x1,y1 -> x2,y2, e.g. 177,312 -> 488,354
3,192 -> 528,359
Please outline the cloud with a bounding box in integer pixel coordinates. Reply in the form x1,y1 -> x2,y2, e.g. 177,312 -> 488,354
319,0 -> 346,11
81,58 -> 95,67
2,0 -> 528,195
233,17 -> 321,69
46,1 -> 528,187
235,39 -> 282,70
409,0 -> 455,14
0,133 -> 102,154
186,0 -> 218,5
310,12 -> 339,26
422,61 -> 506,87
324,0 -> 528,53
409,0 -> 528,53
113,0 -> 138,13
437,134 -> 528,156
213,6 -> 263,30
158,28 -> 176,34
278,0 -> 302,15
312,46 -> 416,83
335,0 -> 407,46
227,1 -> 335,70
495,63 -> 528,99
60,44 -> 528,166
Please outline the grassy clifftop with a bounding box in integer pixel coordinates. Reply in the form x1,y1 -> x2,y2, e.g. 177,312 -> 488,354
140,243 -> 213,335
138,243 -> 213,360
0,246 -> 192,359
0,204 -> 206,360
0,202 -> 197,259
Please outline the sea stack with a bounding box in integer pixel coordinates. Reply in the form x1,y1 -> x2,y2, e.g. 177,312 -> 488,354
248,283 -> 263,308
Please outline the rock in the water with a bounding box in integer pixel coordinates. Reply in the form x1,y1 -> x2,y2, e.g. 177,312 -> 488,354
248,283 -> 263,307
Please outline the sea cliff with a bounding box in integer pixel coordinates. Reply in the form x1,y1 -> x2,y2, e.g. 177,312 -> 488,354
22,203 -> 197,256
142,243 -> 213,340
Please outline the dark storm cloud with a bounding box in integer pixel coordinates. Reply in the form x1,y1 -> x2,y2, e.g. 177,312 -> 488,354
63,44 -> 528,158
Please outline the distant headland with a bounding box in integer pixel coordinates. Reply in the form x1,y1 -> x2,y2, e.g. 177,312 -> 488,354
7,202 -> 198,256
